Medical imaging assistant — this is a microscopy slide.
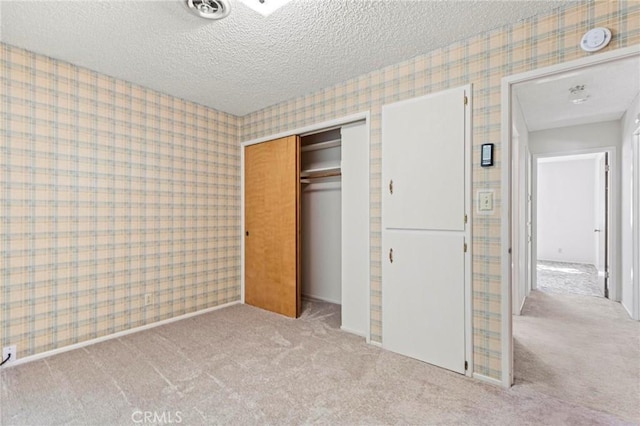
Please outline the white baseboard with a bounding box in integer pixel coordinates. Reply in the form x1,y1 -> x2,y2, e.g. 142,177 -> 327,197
367,340 -> 382,348
340,325 -> 367,338
301,294 -> 341,305
473,372 -> 505,387
2,301 -> 241,369
621,299 -> 635,320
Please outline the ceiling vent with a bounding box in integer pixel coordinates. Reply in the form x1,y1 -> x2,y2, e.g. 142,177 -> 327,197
185,0 -> 231,20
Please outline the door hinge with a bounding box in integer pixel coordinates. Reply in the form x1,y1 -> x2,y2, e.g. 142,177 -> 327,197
389,179 -> 393,195
464,242 -> 468,253
464,361 -> 468,371
464,214 -> 468,224
389,248 -> 394,263
605,164 -> 610,172
464,96 -> 468,106
605,271 -> 610,279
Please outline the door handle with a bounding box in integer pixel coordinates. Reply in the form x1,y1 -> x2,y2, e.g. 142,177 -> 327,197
594,229 -> 601,232
389,248 -> 393,263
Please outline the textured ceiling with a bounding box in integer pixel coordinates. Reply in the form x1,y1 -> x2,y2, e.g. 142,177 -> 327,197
2,0 -> 575,116
514,56 -> 640,131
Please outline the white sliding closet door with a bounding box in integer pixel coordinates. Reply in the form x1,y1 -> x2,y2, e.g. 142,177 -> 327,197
382,86 -> 469,374
341,121 -> 369,337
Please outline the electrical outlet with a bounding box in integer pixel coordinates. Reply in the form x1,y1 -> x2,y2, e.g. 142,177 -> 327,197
2,345 -> 17,365
144,293 -> 154,306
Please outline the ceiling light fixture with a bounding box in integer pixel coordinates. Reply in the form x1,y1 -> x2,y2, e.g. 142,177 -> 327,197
185,0 -> 231,20
568,85 -> 589,104
239,0 -> 292,16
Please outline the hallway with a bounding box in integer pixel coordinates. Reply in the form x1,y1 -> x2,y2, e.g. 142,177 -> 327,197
513,291 -> 640,422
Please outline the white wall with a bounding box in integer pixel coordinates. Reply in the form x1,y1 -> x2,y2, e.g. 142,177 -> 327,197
537,157 -> 598,264
529,121 -> 621,154
530,120 -> 622,299
301,140 -> 342,304
621,93 -> 640,318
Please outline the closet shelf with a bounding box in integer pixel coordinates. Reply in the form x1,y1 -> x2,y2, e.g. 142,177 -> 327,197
300,139 -> 341,152
300,165 -> 341,178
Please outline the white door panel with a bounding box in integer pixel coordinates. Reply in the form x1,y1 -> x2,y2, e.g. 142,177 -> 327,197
341,122 -> 369,336
382,87 -> 466,231
382,86 -> 469,375
382,231 -> 466,374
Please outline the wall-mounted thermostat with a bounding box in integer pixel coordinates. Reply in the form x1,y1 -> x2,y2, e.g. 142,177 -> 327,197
481,143 -> 494,167
580,27 -> 612,52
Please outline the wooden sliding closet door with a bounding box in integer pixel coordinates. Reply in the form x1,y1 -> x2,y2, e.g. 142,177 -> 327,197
244,135 -> 300,318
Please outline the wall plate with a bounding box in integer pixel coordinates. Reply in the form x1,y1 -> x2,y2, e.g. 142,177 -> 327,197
580,27 -> 612,52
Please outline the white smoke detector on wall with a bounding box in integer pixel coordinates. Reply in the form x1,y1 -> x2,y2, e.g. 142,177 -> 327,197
580,27 -> 612,52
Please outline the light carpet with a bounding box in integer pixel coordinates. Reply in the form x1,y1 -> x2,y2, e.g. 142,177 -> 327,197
537,260 -> 602,297
1,300 -> 635,425
513,290 -> 639,423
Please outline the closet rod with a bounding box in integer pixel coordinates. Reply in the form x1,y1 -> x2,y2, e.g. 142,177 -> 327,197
300,170 -> 341,184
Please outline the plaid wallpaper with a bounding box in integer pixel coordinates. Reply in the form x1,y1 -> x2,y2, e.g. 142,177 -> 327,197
1,44 -> 241,360
241,1 -> 640,379
1,1 -> 638,381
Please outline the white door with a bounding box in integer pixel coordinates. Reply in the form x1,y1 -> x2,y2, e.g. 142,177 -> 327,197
382,86 -> 469,374
341,121 -> 370,336
383,232 -> 466,373
382,87 -> 466,231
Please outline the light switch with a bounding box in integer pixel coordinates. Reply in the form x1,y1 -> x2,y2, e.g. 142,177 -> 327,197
478,191 -> 493,212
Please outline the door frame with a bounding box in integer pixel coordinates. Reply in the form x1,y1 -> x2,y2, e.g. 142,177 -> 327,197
240,111 -> 372,341
633,128 -> 640,320
500,44 -> 640,388
531,148 -> 616,299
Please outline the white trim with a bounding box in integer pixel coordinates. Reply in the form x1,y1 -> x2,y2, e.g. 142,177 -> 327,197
1,301 -> 241,369
633,129 -> 640,320
501,45 -> 640,388
464,85 -> 474,378
241,112 -> 369,147
473,372 -> 504,387
368,340 -> 383,348
240,112 -> 371,343
340,325 -> 368,338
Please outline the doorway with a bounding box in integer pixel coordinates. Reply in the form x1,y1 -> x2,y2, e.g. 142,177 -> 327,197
501,47 -> 640,419
534,152 -> 609,298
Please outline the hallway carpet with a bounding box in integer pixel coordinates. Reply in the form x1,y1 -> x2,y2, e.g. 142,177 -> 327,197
537,260 -> 602,297
2,300 -> 635,425
513,290 -> 639,423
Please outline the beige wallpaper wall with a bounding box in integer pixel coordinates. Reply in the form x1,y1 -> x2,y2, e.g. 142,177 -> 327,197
2,1 -> 638,382
1,44 -> 241,360
240,1 -> 640,379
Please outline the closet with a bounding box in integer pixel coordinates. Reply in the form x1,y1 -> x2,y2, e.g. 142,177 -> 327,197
243,120 -> 369,337
300,128 -> 342,305
381,86 -> 471,374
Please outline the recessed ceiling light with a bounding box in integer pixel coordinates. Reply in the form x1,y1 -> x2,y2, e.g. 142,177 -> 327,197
568,85 -> 589,104
239,0 -> 292,16
184,0 -> 231,20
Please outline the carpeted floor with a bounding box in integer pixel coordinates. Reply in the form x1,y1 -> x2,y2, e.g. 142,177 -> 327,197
1,300 -> 636,425
537,260 -> 603,297
513,290 -> 640,423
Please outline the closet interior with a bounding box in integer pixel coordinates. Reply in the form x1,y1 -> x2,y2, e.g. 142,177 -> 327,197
299,128 -> 343,308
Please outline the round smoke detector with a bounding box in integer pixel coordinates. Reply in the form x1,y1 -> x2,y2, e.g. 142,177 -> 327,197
185,0 -> 231,20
